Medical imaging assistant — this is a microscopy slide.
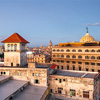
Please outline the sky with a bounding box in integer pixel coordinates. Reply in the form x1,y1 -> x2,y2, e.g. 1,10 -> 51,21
0,0 -> 100,47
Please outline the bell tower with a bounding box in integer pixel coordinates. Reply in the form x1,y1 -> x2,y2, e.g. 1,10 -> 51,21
1,33 -> 29,67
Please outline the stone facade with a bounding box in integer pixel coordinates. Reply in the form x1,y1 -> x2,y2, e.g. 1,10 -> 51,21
48,70 -> 98,100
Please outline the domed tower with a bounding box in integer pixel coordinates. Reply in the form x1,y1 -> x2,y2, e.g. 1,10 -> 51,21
80,27 -> 95,42
49,40 -> 52,48
40,44 -> 43,48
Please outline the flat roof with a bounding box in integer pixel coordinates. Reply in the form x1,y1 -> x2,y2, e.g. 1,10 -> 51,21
52,70 -> 98,78
0,79 -> 28,100
0,75 -> 11,82
13,85 -> 47,100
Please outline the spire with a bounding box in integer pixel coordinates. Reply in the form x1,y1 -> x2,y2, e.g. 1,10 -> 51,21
86,27 -> 88,33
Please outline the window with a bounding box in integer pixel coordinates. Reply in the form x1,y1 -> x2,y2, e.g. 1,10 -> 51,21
57,60 -> 59,62
91,56 -> 95,59
72,49 -> 76,52
32,73 -> 34,76
59,79 -> 62,83
53,49 -> 55,51
86,69 -> 88,71
66,61 -> 70,63
97,49 -> 100,52
67,65 -> 69,70
91,63 -> 95,65
92,69 -> 94,72
79,67 -> 81,71
72,55 -> 76,58
66,49 -> 70,52
4,72 -> 6,74
97,56 -> 100,59
85,56 -> 89,59
61,55 -> 64,58
78,56 -> 82,59
38,73 -> 41,77
55,78 -> 58,80
61,49 -> 64,52
53,55 -> 56,57
63,79 -> 65,81
85,62 -> 89,65
72,61 -> 76,64
7,44 -> 10,51
66,55 -> 70,58
34,79 -> 39,84
61,66 -> 63,69
78,62 -> 82,64
61,60 -> 64,63
85,49 -> 89,52
57,55 -> 60,57
58,87 -> 63,94
35,73 -> 38,77
73,66 -> 75,70
91,49 -> 95,52
97,63 -> 100,66
70,89 -> 76,96
78,49 -> 82,52
83,91 -> 89,98
11,44 -> 13,51
14,44 -> 17,51
57,49 -> 60,52
57,66 -> 59,69
53,60 -> 55,62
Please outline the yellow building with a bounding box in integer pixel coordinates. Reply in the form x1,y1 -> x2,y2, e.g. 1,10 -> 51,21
52,31 -> 100,72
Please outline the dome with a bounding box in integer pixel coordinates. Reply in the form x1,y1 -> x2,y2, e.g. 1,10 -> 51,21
80,33 -> 95,42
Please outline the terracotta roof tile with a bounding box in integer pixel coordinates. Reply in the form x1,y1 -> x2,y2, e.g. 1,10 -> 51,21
1,33 -> 29,43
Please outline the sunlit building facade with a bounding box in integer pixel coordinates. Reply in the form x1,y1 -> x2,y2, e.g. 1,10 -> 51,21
52,32 -> 100,72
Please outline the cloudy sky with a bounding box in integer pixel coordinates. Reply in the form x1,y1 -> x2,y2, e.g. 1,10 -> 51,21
0,0 -> 100,47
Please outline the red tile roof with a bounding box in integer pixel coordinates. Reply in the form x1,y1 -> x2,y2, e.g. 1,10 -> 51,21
1,33 -> 29,43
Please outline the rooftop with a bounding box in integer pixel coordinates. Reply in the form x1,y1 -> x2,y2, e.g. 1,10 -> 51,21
52,70 -> 98,78
0,79 -> 28,100
1,33 -> 29,43
13,85 -> 47,100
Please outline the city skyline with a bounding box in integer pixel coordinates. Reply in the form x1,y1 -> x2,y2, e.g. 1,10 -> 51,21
0,0 -> 100,47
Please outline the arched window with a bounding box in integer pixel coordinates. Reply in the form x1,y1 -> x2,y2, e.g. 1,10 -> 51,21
97,49 -> 100,52
72,55 -> 76,58
61,55 -> 64,58
97,56 -> 100,59
53,49 -> 55,51
14,44 -> 17,51
91,56 -> 95,59
53,55 -> 56,57
7,44 -> 10,51
66,49 -> 70,52
78,56 -> 82,59
85,49 -> 89,52
57,55 -> 60,57
66,55 -> 70,58
85,56 -> 89,59
61,49 -> 64,52
57,49 -> 60,52
72,49 -> 76,52
78,49 -> 82,52
11,44 -> 13,51
91,49 -> 95,52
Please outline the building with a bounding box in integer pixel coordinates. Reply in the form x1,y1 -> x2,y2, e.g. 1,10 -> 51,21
1,33 -> 29,67
48,40 -> 52,48
34,54 -> 50,63
48,69 -> 98,100
52,31 -> 100,72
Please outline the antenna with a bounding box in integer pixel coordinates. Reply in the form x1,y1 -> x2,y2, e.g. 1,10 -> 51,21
86,27 -> 88,33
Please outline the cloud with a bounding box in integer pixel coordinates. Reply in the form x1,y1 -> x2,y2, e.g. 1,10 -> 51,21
86,23 -> 100,26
